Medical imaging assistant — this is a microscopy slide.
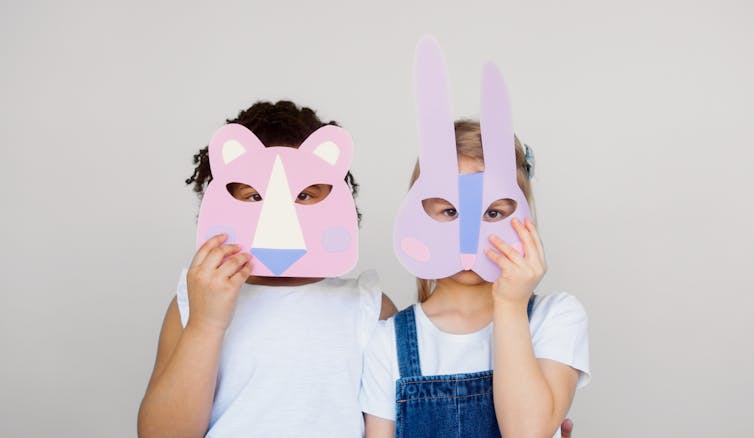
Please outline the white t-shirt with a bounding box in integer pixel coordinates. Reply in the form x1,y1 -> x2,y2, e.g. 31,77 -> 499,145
175,268 -> 382,438
359,292 -> 590,435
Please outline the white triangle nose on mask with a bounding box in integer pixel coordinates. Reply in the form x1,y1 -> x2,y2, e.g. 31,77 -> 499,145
251,155 -> 308,275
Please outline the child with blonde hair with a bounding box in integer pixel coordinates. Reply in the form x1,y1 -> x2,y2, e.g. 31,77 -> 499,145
360,37 -> 590,438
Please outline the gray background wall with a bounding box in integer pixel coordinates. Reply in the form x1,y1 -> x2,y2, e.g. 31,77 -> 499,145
2,0 -> 752,436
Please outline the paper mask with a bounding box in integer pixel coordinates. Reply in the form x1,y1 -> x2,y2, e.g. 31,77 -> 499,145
195,123 -> 359,277
393,36 -> 532,282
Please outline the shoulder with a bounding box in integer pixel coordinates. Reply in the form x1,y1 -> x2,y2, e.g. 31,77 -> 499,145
331,270 -> 384,348
356,269 -> 381,290
316,270 -> 382,310
531,292 -> 588,327
530,292 -> 591,388
363,314 -> 400,378
365,312 -> 398,357
353,269 -> 382,309
328,269 -> 381,298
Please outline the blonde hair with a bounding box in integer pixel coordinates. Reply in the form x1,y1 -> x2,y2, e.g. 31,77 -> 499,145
412,120 -> 535,302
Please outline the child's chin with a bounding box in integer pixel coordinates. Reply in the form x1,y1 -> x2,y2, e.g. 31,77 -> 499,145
449,270 -> 487,286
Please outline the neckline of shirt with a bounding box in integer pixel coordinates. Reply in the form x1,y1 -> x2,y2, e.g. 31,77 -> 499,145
413,303 -> 493,342
241,277 -> 334,292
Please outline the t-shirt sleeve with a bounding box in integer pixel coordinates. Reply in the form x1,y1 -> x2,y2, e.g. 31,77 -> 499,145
359,318 -> 398,421
357,269 -> 383,350
175,268 -> 190,328
530,293 -> 591,388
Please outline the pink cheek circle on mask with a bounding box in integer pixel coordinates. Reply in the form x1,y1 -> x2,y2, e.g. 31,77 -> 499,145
400,237 -> 431,262
204,225 -> 243,263
321,227 -> 352,253
205,225 -> 238,246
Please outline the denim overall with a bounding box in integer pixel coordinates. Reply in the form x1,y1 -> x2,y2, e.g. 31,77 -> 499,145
393,296 -> 536,437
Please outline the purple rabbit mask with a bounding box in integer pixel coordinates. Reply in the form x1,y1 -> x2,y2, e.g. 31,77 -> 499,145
393,36 -> 532,282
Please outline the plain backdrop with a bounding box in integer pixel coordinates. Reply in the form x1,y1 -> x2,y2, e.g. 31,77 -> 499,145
2,0 -> 753,436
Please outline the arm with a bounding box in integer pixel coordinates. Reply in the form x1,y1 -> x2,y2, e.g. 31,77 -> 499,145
364,413 -> 395,438
137,234 -> 252,438
379,293 -> 398,320
492,302 -> 578,437
137,299 -> 225,438
360,316 -> 398,438
486,218 -> 579,438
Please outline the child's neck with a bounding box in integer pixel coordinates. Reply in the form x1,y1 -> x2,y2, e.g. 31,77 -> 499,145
245,276 -> 325,287
421,277 -> 494,334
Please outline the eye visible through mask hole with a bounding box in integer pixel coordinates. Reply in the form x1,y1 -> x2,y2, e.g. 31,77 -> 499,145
227,183 -> 333,205
483,198 -> 517,222
295,184 -> 332,205
422,198 -> 459,222
422,198 -> 517,223
227,182 -> 262,202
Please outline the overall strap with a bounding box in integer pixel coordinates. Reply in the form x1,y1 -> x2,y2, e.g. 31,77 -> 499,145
394,306 -> 422,378
527,294 -> 537,321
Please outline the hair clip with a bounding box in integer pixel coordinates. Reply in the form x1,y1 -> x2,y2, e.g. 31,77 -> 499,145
523,143 -> 535,179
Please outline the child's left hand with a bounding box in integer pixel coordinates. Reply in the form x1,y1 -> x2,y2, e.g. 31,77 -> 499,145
484,217 -> 547,308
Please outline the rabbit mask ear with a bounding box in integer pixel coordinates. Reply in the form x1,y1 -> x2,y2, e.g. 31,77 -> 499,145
195,124 -> 359,278
392,35 -> 462,280
392,36 -> 532,282
474,62 -> 533,281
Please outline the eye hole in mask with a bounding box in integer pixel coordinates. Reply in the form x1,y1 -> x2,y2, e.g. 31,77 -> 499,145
295,184 -> 333,205
422,198 -> 459,222
483,198 -> 517,222
227,183 -> 334,205
227,182 -> 263,202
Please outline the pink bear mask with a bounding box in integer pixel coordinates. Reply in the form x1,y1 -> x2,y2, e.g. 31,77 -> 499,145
195,123 -> 359,277
393,36 -> 532,282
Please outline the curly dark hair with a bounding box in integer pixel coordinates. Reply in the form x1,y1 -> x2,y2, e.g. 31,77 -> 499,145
185,100 -> 361,222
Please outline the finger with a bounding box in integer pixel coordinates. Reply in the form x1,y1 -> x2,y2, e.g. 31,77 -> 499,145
561,418 -> 574,438
218,252 -> 252,279
484,247 -> 514,272
230,260 -> 253,285
488,234 -> 525,266
190,233 -> 228,268
511,218 -> 538,262
525,218 -> 547,267
201,244 -> 242,271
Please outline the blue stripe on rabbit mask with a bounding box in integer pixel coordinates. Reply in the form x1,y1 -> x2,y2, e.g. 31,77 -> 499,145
393,36 -> 532,283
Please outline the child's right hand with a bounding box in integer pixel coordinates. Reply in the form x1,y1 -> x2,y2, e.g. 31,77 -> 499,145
186,233 -> 252,332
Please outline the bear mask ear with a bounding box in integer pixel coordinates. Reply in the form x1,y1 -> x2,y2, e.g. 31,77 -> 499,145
221,139 -> 246,165
298,125 -> 353,176
208,123 -> 266,177
312,141 -> 340,165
